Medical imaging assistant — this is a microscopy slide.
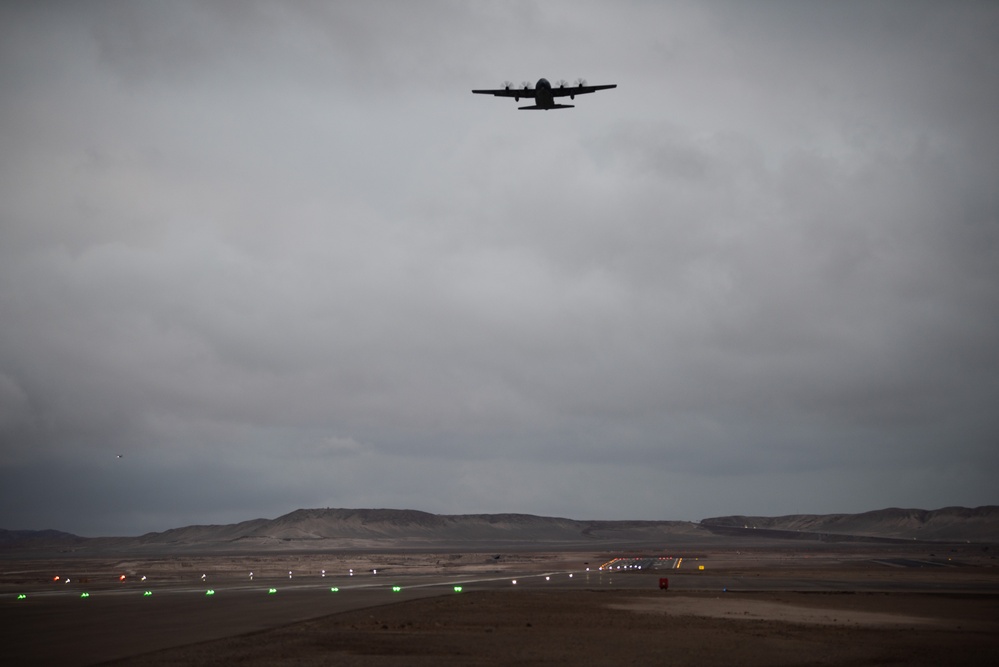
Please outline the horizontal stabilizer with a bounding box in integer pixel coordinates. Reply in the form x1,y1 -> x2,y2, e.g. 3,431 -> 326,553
519,104 -> 574,110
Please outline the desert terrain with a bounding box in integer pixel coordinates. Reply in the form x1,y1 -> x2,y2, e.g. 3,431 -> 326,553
2,544 -> 997,665
3,508 -> 998,664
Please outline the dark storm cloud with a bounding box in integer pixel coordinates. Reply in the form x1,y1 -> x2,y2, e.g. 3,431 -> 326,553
1,1 -> 997,535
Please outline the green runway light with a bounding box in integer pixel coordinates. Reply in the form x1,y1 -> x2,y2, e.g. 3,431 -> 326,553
80,592 -> 90,598
17,594 -> 26,600
143,591 -> 152,596
391,586 -> 401,592
205,589 -> 215,596
330,587 -> 339,593
453,586 -> 463,593
268,588 -> 277,594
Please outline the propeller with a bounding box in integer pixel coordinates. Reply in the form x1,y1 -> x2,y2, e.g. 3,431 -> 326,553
520,80 -> 534,90
502,81 -> 513,90
556,79 -> 569,88
575,77 -> 587,87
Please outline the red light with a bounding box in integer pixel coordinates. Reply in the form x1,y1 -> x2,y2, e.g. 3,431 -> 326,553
119,575 -> 126,581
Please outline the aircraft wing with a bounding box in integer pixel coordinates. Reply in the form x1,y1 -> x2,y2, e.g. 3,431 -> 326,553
471,87 -> 538,98
550,83 -> 617,98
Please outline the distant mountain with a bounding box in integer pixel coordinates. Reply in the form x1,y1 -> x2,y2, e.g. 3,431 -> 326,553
0,509 -> 703,555
124,508 -> 702,552
700,506 -> 999,542
3,506 -> 996,556
0,528 -> 84,549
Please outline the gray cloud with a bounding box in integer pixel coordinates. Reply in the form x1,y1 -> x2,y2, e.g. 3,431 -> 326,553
2,1 -> 997,535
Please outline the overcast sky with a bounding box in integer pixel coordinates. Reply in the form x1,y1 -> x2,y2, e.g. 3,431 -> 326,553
2,1 -> 997,536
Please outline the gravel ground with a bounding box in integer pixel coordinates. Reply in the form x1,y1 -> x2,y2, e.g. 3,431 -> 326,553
108,589 -> 999,666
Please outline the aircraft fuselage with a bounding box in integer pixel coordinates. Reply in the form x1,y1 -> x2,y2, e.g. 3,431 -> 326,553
517,78 -> 575,110
534,78 -> 554,106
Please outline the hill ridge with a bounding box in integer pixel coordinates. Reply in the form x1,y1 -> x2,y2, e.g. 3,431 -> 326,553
3,506 -> 996,554
700,505 -> 999,542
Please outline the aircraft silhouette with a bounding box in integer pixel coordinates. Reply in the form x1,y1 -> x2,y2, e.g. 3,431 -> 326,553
472,78 -> 616,110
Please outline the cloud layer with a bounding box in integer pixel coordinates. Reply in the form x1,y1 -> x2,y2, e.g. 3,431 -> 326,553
2,1 -> 997,535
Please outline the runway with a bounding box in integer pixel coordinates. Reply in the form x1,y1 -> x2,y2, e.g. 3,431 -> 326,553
4,568 -> 583,666
4,552 -> 997,666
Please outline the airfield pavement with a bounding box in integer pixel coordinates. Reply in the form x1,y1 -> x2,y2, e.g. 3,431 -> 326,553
2,545 -> 998,665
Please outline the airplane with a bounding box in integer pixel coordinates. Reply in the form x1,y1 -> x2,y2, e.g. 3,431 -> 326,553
472,78 -> 616,110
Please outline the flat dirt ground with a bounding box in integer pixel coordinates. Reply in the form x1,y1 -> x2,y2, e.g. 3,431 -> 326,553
110,589 -> 999,666
4,546 -> 998,665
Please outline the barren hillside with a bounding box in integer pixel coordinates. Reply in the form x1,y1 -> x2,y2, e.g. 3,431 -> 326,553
700,506 -> 999,542
4,506 -> 996,556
